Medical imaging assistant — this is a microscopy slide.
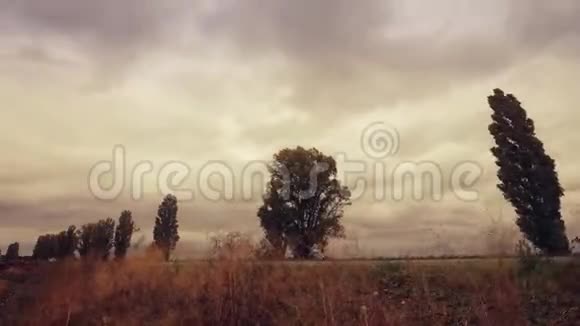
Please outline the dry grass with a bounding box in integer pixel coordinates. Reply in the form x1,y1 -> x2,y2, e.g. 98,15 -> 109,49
0,280 -> 9,298
1,257 -> 579,325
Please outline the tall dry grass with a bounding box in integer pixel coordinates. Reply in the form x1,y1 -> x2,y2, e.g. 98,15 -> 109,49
4,254 -> 578,326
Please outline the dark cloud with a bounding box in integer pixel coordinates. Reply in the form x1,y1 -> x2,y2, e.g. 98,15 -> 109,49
0,0 -> 196,86
510,0 -> 580,52
3,0 -> 578,104
0,0 -> 183,49
200,0 -> 580,62
199,0 -> 389,60
199,0 -> 580,111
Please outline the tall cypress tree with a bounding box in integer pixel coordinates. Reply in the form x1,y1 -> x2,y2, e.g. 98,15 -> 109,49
114,210 -> 138,260
488,89 -> 569,254
153,194 -> 180,261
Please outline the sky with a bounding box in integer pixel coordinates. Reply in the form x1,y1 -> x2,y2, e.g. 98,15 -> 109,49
0,0 -> 579,256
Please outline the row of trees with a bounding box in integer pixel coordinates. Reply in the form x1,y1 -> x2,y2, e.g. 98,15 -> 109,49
31,195 -> 180,261
32,212 -> 136,261
254,89 -> 574,257
33,226 -> 77,260
5,89 -> 574,261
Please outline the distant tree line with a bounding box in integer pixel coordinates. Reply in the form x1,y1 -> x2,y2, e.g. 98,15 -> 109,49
32,226 -> 77,260
30,209 -> 141,261
1,194 -> 181,263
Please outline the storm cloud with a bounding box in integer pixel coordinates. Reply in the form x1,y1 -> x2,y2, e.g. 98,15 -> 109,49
0,0 -> 579,256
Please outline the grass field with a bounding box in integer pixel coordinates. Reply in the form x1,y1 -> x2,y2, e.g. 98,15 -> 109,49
0,257 -> 579,325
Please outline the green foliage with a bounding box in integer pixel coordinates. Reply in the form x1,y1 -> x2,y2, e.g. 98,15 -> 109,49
258,147 -> 351,259
153,194 -> 180,261
488,89 -> 569,255
78,218 -> 116,260
5,242 -> 19,260
114,210 -> 138,259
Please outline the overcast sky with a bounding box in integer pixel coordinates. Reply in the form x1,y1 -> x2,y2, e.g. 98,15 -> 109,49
1,0 -> 579,256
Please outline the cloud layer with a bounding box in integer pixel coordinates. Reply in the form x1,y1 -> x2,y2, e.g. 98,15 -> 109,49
1,0 -> 579,256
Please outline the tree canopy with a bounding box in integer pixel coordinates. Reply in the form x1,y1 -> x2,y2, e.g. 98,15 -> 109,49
78,218 -> 116,260
488,89 -> 569,254
5,242 -> 19,260
258,147 -> 351,258
153,194 -> 180,261
114,210 -> 138,259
